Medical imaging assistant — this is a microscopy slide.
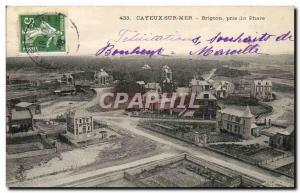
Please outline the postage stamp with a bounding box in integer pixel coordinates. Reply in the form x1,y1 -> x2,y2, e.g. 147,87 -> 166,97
20,13 -> 66,53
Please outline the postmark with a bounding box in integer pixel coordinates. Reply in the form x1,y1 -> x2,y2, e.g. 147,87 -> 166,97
20,13 -> 66,53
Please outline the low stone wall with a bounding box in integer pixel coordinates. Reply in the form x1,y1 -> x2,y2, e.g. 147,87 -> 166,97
7,148 -> 56,160
255,102 -> 273,119
63,170 -> 126,187
124,153 -> 265,187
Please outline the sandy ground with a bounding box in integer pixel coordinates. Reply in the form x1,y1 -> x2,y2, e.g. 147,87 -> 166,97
259,92 -> 294,125
10,152 -> 177,187
25,142 -> 121,179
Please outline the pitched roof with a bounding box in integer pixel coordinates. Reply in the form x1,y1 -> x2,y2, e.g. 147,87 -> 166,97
220,106 -> 254,118
277,125 -> 294,135
95,69 -> 109,77
190,79 -> 209,86
254,80 -> 272,86
15,102 -> 34,108
162,65 -> 171,73
251,123 -> 258,128
136,81 -> 145,85
145,82 -> 161,90
141,64 -> 151,70
68,109 -> 92,118
263,125 -> 294,136
243,106 -> 253,118
196,91 -> 216,100
143,90 -> 160,98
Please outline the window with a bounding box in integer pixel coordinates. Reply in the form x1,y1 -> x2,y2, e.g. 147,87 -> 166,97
227,123 -> 232,131
204,94 -> 209,99
236,117 -> 241,123
235,125 -> 240,134
167,72 -> 171,79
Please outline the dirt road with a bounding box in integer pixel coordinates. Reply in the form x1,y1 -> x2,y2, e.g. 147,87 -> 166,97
94,116 -> 294,187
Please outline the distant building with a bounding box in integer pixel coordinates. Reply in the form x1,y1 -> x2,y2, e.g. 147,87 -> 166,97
190,79 -> 212,95
194,91 -> 217,120
66,110 -> 94,140
94,69 -> 113,85
140,90 -> 175,113
6,101 -> 41,133
6,109 -> 32,133
161,65 -> 174,92
54,85 -> 76,96
15,102 -> 41,115
176,87 -> 191,96
251,80 -> 272,101
268,125 -> 294,151
145,82 -> 161,93
136,81 -> 146,89
142,90 -> 161,111
141,64 -> 151,70
214,81 -> 235,98
61,73 -> 74,85
217,106 -> 258,139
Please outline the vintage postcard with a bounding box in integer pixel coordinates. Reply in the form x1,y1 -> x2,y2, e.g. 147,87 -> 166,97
6,6 -> 295,188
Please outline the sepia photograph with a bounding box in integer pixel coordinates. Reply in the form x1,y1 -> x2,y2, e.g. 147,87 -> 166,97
5,6 -> 295,188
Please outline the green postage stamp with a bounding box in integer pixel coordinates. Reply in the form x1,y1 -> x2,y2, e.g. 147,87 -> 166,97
20,13 -> 66,53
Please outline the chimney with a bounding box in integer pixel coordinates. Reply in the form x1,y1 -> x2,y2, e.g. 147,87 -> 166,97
264,118 -> 267,125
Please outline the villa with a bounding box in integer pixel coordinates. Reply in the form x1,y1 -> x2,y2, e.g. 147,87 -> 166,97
251,80 -> 272,101
217,106 -> 258,139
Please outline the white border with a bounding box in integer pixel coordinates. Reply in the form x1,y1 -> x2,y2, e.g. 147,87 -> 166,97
1,1 -> 298,193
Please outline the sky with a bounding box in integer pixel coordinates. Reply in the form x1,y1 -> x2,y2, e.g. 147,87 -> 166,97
6,6 -> 294,57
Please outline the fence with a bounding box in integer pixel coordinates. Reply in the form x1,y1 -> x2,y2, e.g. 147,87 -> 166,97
258,153 -> 291,165
7,148 -> 56,160
6,130 -> 40,139
255,102 -> 273,119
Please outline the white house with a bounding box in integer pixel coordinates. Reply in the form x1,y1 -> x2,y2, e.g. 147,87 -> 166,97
61,73 -> 74,85
214,80 -> 235,98
217,106 -> 258,139
190,79 -> 212,95
141,64 -> 151,70
66,110 -> 94,140
94,69 -> 112,85
145,82 -> 161,92
251,80 -> 272,101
